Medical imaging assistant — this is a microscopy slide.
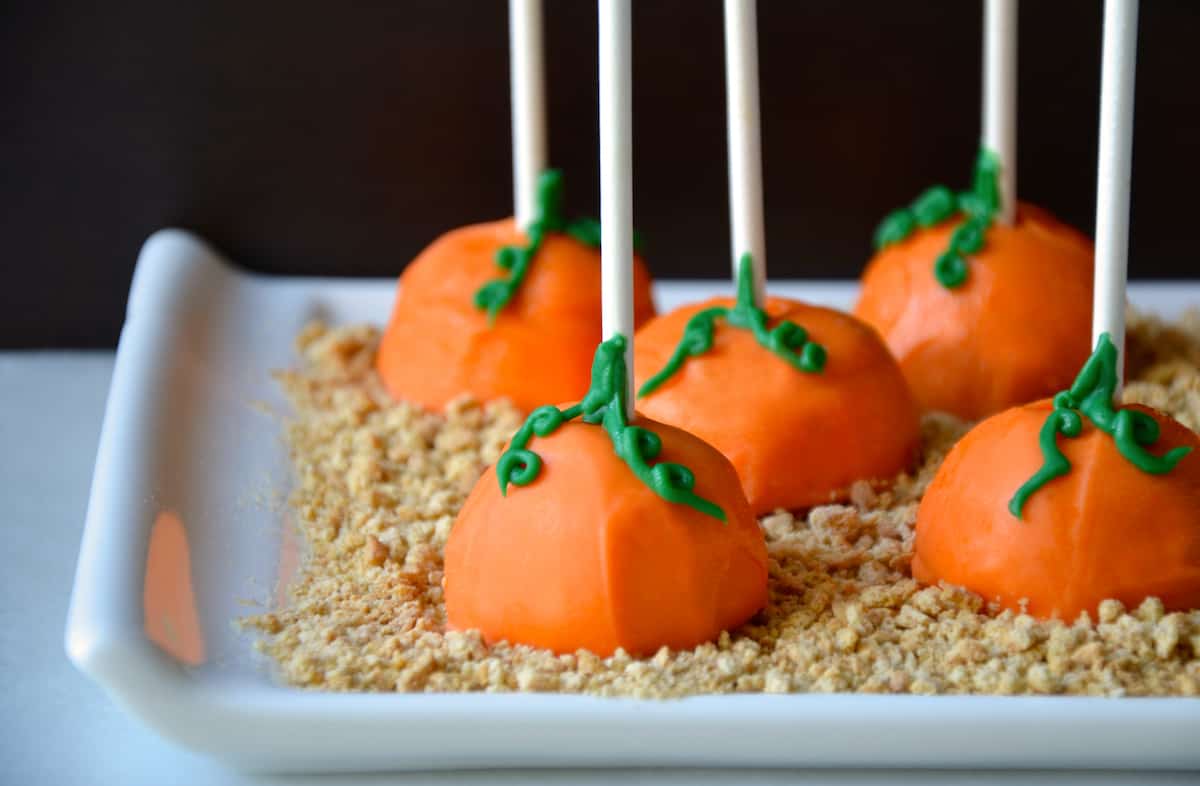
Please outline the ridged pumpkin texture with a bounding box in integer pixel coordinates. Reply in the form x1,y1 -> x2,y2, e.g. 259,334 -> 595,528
914,400 -> 1200,620
633,297 -> 921,514
856,203 -> 1094,421
444,417 -> 768,656
377,219 -> 656,412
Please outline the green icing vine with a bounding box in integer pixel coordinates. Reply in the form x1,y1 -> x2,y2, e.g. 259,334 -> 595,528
473,169 -> 604,322
1008,333 -> 1193,518
496,334 -> 726,521
874,148 -> 1001,289
637,254 -> 827,397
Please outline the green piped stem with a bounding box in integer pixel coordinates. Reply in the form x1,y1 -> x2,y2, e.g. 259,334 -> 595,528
473,170 -> 603,322
637,254 -> 827,397
873,149 -> 1002,290
495,335 -> 726,521
1008,333 -> 1193,518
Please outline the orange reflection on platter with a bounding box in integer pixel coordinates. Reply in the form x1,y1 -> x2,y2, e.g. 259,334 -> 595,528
143,510 -> 206,666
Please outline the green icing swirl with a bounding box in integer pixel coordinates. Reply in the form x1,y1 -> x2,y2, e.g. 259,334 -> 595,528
637,254 -> 827,397
1008,333 -> 1193,518
496,334 -> 725,521
473,170 -> 603,322
873,149 -> 1001,290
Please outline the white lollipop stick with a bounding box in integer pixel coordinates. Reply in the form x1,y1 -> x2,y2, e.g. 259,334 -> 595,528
983,0 -> 1018,225
510,0 -> 548,230
724,0 -> 767,307
599,0 -> 635,416
1092,0 -> 1138,397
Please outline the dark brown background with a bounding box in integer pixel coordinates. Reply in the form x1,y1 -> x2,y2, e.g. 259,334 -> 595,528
2,1 -> 1197,348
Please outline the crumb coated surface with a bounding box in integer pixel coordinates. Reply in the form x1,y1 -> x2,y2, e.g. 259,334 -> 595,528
243,311 -> 1200,697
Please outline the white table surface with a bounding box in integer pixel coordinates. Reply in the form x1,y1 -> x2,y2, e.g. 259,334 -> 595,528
3,350 -> 1197,785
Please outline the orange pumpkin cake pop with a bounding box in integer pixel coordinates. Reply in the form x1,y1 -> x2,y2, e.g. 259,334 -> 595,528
376,171 -> 655,413
913,334 -> 1200,620
632,256 -> 921,514
444,336 -> 768,656
855,152 -> 1094,421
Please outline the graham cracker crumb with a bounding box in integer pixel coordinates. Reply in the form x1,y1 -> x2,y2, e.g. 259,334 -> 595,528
242,314 -> 1200,697
363,535 -> 388,567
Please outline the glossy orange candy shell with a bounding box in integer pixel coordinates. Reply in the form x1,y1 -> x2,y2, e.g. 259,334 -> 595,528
634,297 -> 921,513
444,417 -> 769,656
377,219 -> 655,413
914,400 -> 1200,620
856,204 -> 1094,421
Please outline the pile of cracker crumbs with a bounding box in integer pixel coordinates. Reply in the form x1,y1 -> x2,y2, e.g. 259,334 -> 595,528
242,310 -> 1200,698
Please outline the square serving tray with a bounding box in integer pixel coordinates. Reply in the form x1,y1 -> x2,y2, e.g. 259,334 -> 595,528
65,229 -> 1200,773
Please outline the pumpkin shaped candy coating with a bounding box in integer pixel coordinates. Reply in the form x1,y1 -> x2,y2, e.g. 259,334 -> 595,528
634,256 -> 920,514
378,171 -> 655,412
914,335 -> 1200,620
857,152 -> 1094,421
444,336 -> 768,656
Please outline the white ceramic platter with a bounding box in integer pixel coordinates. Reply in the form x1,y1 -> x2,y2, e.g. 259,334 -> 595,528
65,229 -> 1200,773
